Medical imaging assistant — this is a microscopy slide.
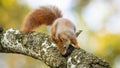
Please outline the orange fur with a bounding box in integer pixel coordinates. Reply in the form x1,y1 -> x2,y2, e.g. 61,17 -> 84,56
21,5 -> 62,33
50,18 -> 79,55
21,5 -> 79,56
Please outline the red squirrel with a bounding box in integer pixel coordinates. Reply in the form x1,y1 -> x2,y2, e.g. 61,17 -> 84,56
21,5 -> 79,57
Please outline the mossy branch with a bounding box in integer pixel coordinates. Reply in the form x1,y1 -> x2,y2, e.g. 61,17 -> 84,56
0,28 -> 110,68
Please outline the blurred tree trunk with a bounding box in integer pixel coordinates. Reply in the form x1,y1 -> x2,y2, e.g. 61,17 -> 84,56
0,28 -> 110,68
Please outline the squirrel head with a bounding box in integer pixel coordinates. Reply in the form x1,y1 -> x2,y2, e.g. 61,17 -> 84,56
59,33 -> 79,57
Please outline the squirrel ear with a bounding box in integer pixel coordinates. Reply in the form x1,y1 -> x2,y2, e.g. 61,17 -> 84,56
71,37 -> 79,48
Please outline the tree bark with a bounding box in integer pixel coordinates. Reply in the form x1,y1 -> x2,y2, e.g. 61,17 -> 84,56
0,28 -> 110,68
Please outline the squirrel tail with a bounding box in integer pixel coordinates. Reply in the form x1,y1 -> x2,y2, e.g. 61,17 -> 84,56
21,5 -> 62,33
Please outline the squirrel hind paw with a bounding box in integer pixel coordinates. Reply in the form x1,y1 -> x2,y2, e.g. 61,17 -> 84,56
62,44 -> 74,57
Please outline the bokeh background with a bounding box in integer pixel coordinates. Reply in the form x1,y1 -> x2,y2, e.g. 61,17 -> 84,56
0,0 -> 120,68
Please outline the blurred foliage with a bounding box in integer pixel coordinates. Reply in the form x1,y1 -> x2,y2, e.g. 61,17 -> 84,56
24,56 -> 49,68
0,0 -> 48,68
0,0 -> 29,30
75,0 -> 120,67
96,34 -> 120,65
75,0 -> 90,12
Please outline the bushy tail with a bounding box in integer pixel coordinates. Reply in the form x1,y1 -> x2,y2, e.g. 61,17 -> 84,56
21,5 -> 62,33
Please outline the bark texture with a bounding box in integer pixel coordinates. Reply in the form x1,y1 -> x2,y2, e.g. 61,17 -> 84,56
0,28 -> 110,68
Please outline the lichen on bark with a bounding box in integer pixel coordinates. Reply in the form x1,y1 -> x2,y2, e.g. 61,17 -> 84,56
0,28 -> 110,68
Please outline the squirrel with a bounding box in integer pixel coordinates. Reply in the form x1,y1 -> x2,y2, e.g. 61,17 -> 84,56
21,5 -> 79,57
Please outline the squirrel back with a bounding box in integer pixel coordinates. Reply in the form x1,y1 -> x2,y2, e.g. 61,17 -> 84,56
21,5 -> 62,33
21,5 -> 79,57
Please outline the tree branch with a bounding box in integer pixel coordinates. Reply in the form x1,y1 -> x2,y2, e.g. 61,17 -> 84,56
0,28 -> 110,68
